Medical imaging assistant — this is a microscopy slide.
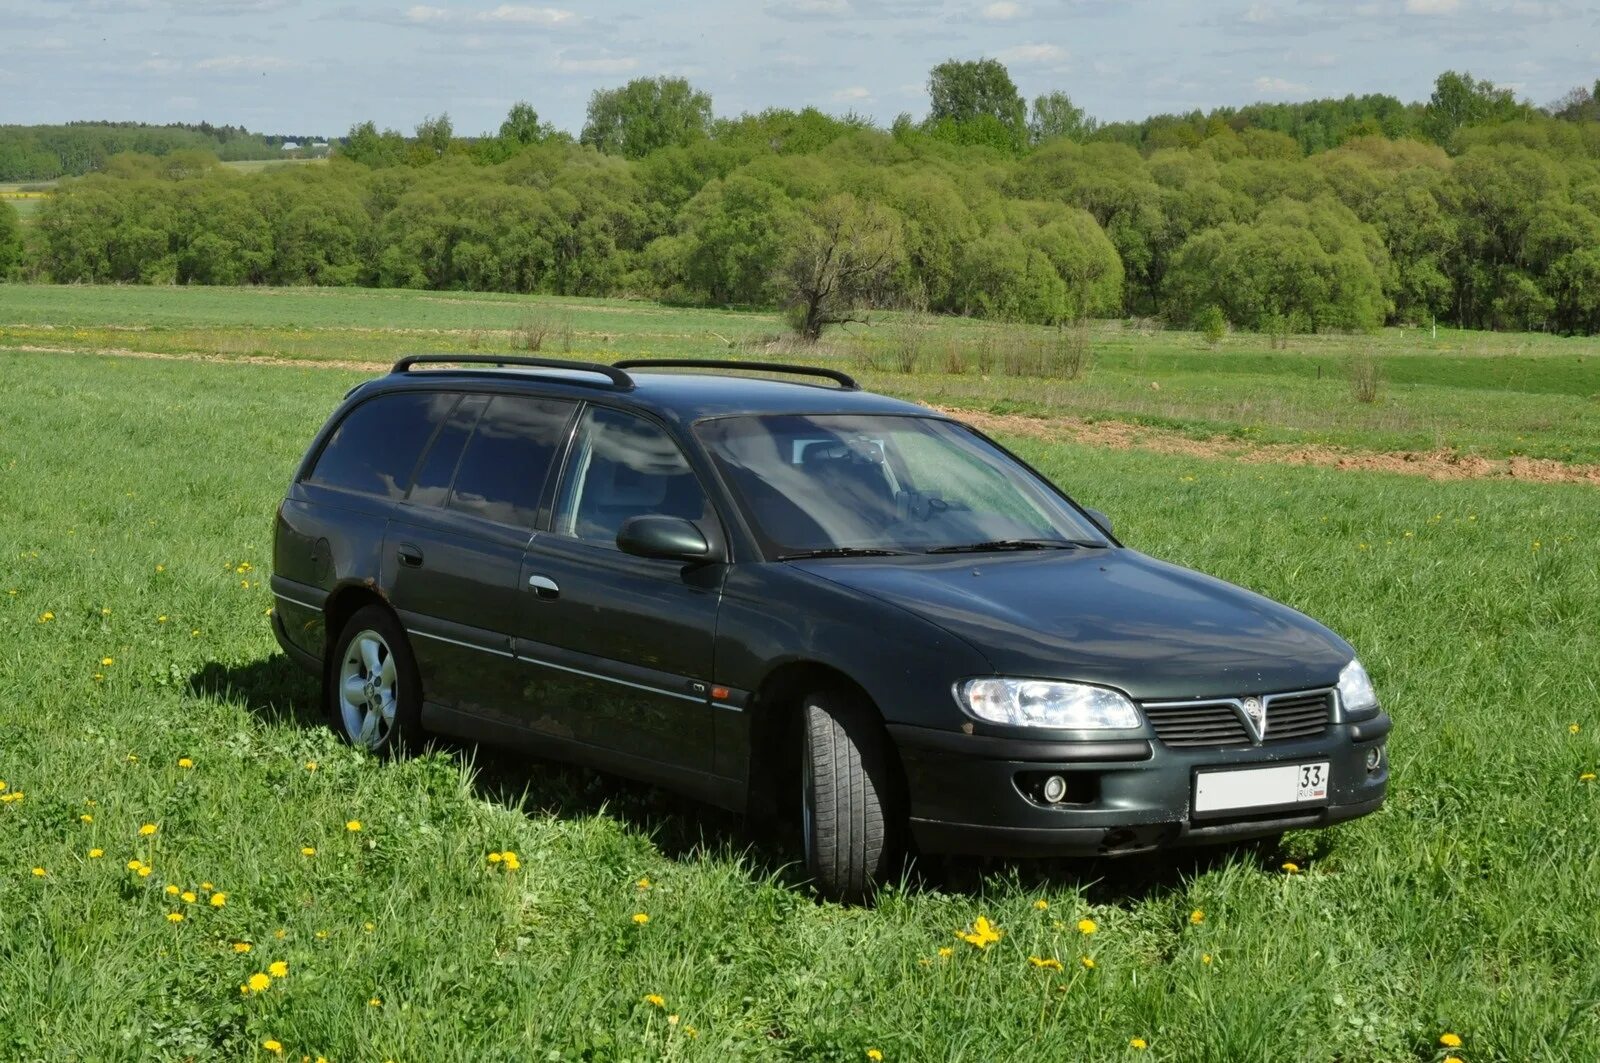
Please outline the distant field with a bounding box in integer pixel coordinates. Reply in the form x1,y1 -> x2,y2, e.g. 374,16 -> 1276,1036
1,347 -> 1597,1059
1,159 -> 324,219
2,284 -> 1597,465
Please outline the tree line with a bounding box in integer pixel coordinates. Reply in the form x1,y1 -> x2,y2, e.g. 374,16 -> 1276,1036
5,65 -> 1600,336
0,122 -> 306,183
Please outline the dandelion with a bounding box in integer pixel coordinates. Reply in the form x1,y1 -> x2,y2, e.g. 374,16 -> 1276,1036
268,961 -> 288,978
937,946 -> 953,958
487,852 -> 502,863
866,1051 -> 884,1062
262,1040 -> 282,1055
127,859 -> 144,871
181,891 -> 197,904
88,849 -> 103,859
1130,1038 -> 1148,1050
304,760 -> 317,772
201,881 -> 213,891
315,930 -> 328,939
1281,862 -> 1301,874
166,912 -> 184,923
1189,909 -> 1205,925
368,996 -> 382,1007
137,865 -> 152,878
139,823 -> 158,836
1080,957 -> 1095,969
685,1025 -> 699,1039
1571,724 -> 1581,734
644,993 -> 665,1008
31,867 -> 46,877
632,913 -> 650,925
157,615 -> 167,623
1439,1033 -> 1463,1048
80,813 -> 93,823
165,884 -> 180,896
233,942 -> 252,953
1445,1058 -> 1463,1063
126,754 -> 138,763
210,892 -> 226,908
1077,918 -> 1097,935
300,846 -> 316,857
100,657 -> 114,667
1581,773 -> 1596,782
1028,956 -> 1064,971
93,673 -> 105,683
957,915 -> 1002,948
274,929 -> 287,940
637,876 -> 651,889
1033,899 -> 1049,911
363,921 -> 375,932
345,820 -> 361,832
39,611 -> 55,623
178,757 -> 193,769
155,565 -> 165,572
190,629 -> 200,637
502,851 -> 520,870
247,972 -> 272,993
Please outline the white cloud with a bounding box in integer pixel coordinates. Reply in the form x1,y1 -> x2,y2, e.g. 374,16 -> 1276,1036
996,43 -> 1065,65
1253,75 -> 1309,94
139,56 -> 182,73
554,55 -> 639,74
405,5 -> 450,22
982,1 -> 1023,20
195,55 -> 297,71
1242,3 -> 1276,23
832,85 -> 872,101
477,4 -> 576,25
1404,0 -> 1459,13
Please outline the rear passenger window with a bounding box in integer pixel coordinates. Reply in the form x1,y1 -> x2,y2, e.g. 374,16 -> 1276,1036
448,395 -> 576,527
308,392 -> 454,499
407,394 -> 487,508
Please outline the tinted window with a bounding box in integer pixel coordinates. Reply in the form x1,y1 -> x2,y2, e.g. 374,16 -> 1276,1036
407,394 -> 487,508
555,406 -> 710,547
308,392 -> 455,499
448,395 -> 576,527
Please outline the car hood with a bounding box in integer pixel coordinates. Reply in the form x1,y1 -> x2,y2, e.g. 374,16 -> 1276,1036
791,549 -> 1352,701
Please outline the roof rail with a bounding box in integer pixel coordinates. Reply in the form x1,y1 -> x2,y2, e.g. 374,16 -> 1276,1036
612,358 -> 859,391
390,354 -> 634,390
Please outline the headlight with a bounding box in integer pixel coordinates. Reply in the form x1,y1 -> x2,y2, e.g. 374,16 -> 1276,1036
955,678 -> 1140,729
1337,658 -> 1379,719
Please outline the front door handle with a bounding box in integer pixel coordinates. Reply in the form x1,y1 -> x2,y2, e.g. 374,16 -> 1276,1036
527,574 -> 560,599
397,543 -> 424,568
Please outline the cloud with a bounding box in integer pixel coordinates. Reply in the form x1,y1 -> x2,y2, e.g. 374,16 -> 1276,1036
768,0 -> 852,16
832,85 -> 873,101
139,57 -> 183,73
996,43 -> 1066,65
194,55 -> 298,71
554,55 -> 639,74
1404,0 -> 1459,12
477,4 -> 576,25
1253,74 -> 1309,94
982,1 -> 1023,19
405,5 -> 450,22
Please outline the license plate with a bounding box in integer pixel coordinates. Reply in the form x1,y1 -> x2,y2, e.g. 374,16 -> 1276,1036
1194,762 -> 1329,814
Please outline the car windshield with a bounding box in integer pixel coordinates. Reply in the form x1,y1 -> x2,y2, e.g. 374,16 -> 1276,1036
695,414 -> 1108,557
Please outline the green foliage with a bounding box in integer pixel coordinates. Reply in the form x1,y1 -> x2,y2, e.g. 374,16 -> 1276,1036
581,77 -> 714,160
1424,70 -> 1530,147
0,200 -> 21,277
926,58 -> 1026,150
781,192 -> 903,339
1029,92 -> 1098,145
1196,304 -> 1226,345
0,121 -> 287,182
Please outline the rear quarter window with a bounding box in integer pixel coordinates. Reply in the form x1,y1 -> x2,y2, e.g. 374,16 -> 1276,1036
307,391 -> 456,500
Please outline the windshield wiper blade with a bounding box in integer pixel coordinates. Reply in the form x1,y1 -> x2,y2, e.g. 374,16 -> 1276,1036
924,538 -> 1100,554
776,547 -> 908,560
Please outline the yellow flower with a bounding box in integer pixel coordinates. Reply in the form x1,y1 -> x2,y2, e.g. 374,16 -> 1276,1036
315,930 -> 328,939
262,1040 -> 282,1055
685,1026 -> 699,1039
301,846 -> 316,857
1033,899 -> 1049,910
81,813 -> 93,823
363,921 -> 375,932
1202,953 -> 1213,965
1581,773 -> 1597,782
1076,918 -> 1097,935
0,781 -> 6,792
1281,862 -> 1301,874
31,867 -> 46,877
137,866 -> 152,878
1080,957 -> 1095,969
88,848 -> 104,859
632,913 -> 650,925
1439,1033 -> 1463,1048
866,1051 -> 884,1062
1444,1058 -> 1463,1063
502,852 -> 520,870
233,942 -> 252,953
274,929 -> 287,940
101,657 -> 114,667
1130,1038 -> 1148,1050
126,754 -> 138,763
127,859 -> 144,871
210,892 -> 227,907
38,611 -> 54,622
644,993 -> 666,1008
1189,909 -> 1205,925
247,972 -> 272,993
157,615 -> 167,623
201,881 -> 213,891
304,760 -> 317,771
139,823 -> 158,836
268,961 -> 289,978
181,891 -> 197,904
165,884 -> 180,896
191,629 -> 200,637
957,915 -> 1002,948
1028,956 -> 1064,971
368,996 -> 382,1007
155,565 -> 165,572
178,757 -> 193,769
937,946 -> 953,958
166,912 -> 184,923
345,820 -> 362,832
487,852 -> 503,863
637,876 -> 651,889
1569,723 -> 1580,734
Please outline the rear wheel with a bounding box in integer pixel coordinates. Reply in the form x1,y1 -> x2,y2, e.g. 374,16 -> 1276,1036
327,606 -> 423,755
800,689 -> 902,902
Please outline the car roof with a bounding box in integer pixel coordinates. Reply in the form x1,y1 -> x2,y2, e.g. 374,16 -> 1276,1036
356,362 -> 936,425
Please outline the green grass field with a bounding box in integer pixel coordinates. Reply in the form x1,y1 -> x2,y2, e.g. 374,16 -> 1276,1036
2,290 -> 1599,1059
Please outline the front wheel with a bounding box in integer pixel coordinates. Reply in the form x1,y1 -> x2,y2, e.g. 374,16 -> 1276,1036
327,605 -> 423,755
800,689 -> 902,903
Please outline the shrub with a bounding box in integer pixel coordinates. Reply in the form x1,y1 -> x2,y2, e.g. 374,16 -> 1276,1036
1197,305 -> 1227,347
1347,351 -> 1383,403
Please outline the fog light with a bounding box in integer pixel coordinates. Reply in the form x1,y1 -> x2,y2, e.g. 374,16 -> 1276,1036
1365,746 -> 1384,772
1041,774 -> 1069,803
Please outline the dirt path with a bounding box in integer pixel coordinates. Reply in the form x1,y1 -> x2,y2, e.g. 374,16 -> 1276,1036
8,343 -> 1597,487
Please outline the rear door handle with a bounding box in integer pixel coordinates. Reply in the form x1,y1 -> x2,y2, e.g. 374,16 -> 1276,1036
527,574 -> 560,599
397,543 -> 424,568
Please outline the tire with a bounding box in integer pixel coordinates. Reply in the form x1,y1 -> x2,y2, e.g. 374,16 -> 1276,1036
800,689 -> 901,902
326,605 -> 424,756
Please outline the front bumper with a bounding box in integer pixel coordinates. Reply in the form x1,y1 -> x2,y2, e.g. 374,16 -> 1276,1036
890,714 -> 1390,857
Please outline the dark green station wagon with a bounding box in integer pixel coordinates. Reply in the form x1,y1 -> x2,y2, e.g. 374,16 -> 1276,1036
271,356 -> 1390,900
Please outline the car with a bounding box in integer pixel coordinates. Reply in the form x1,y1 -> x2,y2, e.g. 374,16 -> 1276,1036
271,354 -> 1390,900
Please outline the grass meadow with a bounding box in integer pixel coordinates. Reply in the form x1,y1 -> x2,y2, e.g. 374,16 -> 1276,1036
1,288 -> 1599,1060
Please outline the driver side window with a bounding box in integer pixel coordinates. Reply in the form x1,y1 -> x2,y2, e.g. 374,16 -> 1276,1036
554,406 -> 710,548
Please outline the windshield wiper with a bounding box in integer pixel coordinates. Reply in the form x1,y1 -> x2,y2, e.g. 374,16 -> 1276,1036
924,538 -> 1104,554
776,547 -> 909,560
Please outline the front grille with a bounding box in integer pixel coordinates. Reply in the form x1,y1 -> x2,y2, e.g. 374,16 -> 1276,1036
1143,690 -> 1332,748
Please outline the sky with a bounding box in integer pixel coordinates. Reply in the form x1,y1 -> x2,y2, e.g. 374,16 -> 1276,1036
3,0 -> 1597,138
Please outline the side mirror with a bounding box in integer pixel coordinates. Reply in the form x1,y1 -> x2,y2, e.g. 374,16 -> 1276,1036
1085,507 -> 1114,538
617,515 -> 711,563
